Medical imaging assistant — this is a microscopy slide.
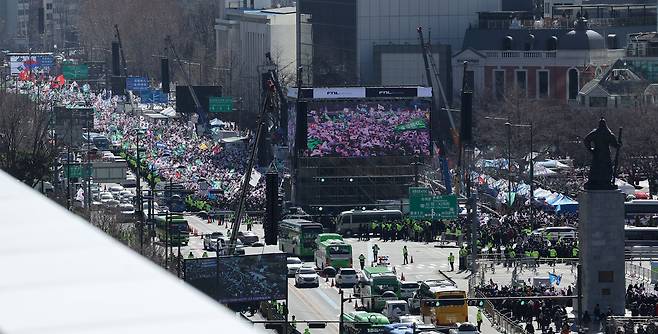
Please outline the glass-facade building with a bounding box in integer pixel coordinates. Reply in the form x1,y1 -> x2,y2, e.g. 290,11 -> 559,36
298,0 -> 358,86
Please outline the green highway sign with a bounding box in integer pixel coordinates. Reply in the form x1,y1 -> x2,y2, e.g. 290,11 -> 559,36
62,64 -> 89,80
64,164 -> 92,178
209,96 -> 233,113
409,187 -> 458,220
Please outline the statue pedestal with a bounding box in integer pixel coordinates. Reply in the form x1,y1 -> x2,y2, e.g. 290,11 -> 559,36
578,189 -> 626,316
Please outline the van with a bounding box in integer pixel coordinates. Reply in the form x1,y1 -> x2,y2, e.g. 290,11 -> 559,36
531,226 -> 576,241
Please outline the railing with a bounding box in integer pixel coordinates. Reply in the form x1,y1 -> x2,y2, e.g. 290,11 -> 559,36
485,51 -> 558,59
477,291 -> 529,334
625,262 -> 653,284
604,316 -> 658,334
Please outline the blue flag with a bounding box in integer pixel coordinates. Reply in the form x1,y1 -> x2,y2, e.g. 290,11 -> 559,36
548,272 -> 562,285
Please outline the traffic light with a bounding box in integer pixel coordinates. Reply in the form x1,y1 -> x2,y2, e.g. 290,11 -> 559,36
467,299 -> 484,307
264,172 -> 279,245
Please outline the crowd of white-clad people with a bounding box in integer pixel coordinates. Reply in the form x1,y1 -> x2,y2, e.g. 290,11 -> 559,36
90,93 -> 266,211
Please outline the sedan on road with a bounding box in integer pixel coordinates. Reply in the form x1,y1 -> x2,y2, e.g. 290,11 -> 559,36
203,232 -> 224,251
336,268 -> 358,287
287,257 -> 303,277
294,267 -> 319,288
238,231 -> 259,246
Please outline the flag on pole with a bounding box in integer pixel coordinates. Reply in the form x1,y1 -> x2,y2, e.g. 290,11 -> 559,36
548,272 -> 562,285
249,169 -> 262,187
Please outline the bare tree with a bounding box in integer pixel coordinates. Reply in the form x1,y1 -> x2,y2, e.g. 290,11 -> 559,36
0,92 -> 56,186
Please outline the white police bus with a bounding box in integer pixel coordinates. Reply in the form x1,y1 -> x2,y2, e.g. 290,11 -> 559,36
335,209 -> 402,237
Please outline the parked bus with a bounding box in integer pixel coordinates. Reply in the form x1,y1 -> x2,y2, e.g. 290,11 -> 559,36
278,219 -> 323,259
357,266 -> 401,312
154,214 -> 189,246
625,200 -> 658,226
341,311 -> 390,334
336,209 -> 403,237
415,279 -> 467,326
315,238 -> 353,269
625,226 -> 658,247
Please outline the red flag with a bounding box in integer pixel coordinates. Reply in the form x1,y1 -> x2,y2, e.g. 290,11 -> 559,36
54,74 -> 65,88
18,70 -> 29,81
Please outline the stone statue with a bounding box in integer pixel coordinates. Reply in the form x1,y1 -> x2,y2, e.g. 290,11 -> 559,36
583,118 -> 621,190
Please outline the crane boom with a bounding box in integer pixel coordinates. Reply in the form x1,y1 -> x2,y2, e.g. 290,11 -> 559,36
164,36 -> 203,114
417,27 -> 459,150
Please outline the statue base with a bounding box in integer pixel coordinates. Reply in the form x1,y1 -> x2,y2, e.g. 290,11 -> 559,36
578,189 -> 625,316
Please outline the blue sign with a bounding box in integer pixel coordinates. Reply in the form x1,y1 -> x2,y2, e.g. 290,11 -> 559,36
126,76 -> 149,91
35,55 -> 54,67
140,89 -> 168,103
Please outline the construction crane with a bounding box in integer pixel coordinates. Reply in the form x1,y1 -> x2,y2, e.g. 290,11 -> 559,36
114,24 -> 129,79
227,63 -> 278,255
418,27 -> 459,193
164,36 -> 204,116
417,27 -> 459,149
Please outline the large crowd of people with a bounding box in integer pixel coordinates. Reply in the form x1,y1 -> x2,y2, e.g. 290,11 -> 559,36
477,281 -> 575,334
306,101 -> 430,157
89,93 -> 266,211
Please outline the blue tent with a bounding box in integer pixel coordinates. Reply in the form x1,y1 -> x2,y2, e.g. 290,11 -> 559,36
553,196 -> 578,214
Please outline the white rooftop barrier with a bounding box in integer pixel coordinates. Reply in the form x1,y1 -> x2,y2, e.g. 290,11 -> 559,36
0,171 -> 261,334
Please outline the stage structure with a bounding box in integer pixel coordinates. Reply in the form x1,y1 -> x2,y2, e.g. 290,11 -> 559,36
287,86 -> 434,217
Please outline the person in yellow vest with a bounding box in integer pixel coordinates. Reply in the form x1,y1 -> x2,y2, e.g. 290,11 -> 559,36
549,248 -> 557,266
202,251 -> 209,258
188,251 -> 195,259
459,246 -> 468,271
291,315 -> 297,329
304,328 -> 311,334
476,308 -> 484,331
531,250 -> 540,267
448,252 -> 455,271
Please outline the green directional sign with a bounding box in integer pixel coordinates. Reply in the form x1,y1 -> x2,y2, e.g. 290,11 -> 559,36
64,164 -> 92,178
409,187 -> 458,220
209,96 -> 233,113
62,64 -> 89,80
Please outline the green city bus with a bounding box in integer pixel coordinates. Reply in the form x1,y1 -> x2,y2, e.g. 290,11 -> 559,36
278,219 -> 323,259
154,214 -> 189,246
315,236 -> 353,269
341,311 -> 390,334
357,266 -> 401,312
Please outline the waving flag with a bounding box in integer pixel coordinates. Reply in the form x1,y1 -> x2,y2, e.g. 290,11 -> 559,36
548,272 -> 562,285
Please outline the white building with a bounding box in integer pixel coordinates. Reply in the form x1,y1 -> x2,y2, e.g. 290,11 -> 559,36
215,4 -> 296,121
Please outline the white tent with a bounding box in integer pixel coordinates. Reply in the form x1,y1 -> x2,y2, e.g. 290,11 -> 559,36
615,178 -> 636,195
533,164 -> 558,177
160,107 -> 176,117
536,160 -> 570,169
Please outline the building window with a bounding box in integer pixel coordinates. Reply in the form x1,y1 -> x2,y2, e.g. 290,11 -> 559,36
589,96 -> 608,107
568,68 -> 579,100
598,271 -> 614,283
494,70 -> 505,100
538,70 -> 549,98
46,3 -> 52,9
515,70 -> 527,96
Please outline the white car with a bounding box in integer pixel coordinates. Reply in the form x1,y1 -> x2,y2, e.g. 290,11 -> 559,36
287,257 -> 303,277
382,300 -> 410,322
99,192 -> 114,203
295,267 -> 319,288
449,322 -> 480,334
336,268 -> 358,287
109,185 -> 124,194
104,199 -> 120,208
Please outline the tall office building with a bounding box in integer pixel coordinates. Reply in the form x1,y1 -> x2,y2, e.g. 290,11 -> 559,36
298,0 -> 501,86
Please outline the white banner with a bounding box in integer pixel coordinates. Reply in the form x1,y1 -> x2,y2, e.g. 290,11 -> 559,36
313,87 -> 366,99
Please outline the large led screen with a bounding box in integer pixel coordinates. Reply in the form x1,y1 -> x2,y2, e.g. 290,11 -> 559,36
306,100 -> 430,157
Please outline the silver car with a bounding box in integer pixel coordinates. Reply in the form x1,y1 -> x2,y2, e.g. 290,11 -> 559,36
336,268 -> 358,287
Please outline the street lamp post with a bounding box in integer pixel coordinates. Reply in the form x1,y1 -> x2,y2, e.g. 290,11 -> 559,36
505,122 -> 512,208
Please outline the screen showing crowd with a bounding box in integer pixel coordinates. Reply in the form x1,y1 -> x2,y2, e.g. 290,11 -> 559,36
306,100 -> 430,157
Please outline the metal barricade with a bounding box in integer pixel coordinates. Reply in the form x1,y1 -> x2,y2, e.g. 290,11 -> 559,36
477,292 -> 528,334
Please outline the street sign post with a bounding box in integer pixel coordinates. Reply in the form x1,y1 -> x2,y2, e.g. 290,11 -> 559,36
209,96 -> 233,113
409,187 -> 458,220
126,76 -> 149,91
62,64 -> 89,80
64,163 -> 93,178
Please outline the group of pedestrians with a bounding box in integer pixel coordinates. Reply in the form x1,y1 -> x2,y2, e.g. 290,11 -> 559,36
476,282 -> 574,333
